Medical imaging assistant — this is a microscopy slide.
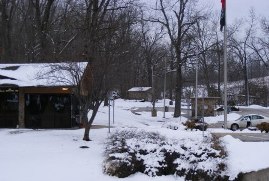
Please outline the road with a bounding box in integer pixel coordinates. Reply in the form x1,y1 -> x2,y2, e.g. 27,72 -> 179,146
211,108 -> 269,142
131,106 -> 269,142
132,106 -> 269,118
239,107 -> 269,117
212,132 -> 269,142
131,107 -> 191,117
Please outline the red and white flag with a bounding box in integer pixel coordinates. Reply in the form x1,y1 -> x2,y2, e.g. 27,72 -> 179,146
220,0 -> 226,31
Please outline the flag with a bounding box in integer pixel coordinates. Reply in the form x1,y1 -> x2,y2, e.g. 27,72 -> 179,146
220,0 -> 226,31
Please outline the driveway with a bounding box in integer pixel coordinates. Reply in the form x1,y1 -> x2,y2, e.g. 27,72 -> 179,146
239,107 -> 269,117
131,105 -> 269,142
212,132 -> 269,142
131,107 -> 192,117
209,107 -> 269,128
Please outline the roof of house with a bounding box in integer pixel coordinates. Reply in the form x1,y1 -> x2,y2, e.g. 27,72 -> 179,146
0,62 -> 88,87
128,87 -> 152,92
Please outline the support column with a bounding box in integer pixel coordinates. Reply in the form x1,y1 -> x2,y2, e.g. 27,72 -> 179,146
18,88 -> 25,128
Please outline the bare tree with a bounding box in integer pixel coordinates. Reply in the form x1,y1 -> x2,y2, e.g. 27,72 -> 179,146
151,0 -> 205,117
250,17 -> 269,69
0,0 -> 16,61
211,17 -> 223,100
80,0 -> 140,141
229,10 -> 257,106
139,12 -> 164,85
30,0 -> 56,61
193,18 -> 219,96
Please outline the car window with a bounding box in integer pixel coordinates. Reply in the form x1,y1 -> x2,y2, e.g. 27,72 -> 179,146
252,115 -> 264,120
242,116 -> 251,121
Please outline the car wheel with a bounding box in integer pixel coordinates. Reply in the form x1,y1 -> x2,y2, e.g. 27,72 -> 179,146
231,124 -> 239,131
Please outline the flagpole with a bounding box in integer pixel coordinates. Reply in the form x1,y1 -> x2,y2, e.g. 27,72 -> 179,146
224,0 -> 228,129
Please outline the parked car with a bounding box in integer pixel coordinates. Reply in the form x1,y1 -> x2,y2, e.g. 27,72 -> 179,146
216,106 -> 239,112
225,114 -> 269,131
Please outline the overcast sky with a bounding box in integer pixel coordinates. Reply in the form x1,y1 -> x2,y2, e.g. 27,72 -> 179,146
142,0 -> 269,23
207,0 -> 269,23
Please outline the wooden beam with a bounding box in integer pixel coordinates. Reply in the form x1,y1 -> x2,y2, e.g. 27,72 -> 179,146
21,87 -> 73,94
18,88 -> 25,128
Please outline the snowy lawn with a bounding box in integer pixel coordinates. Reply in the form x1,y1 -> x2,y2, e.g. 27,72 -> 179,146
238,105 -> 269,109
1,99 -> 269,181
222,135 -> 269,179
0,128 -> 179,181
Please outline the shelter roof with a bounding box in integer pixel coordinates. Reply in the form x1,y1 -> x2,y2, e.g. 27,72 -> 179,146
128,87 -> 152,92
0,62 -> 88,87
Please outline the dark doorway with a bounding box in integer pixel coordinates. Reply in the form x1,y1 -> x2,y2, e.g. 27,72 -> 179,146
25,94 -> 71,128
0,90 -> 19,128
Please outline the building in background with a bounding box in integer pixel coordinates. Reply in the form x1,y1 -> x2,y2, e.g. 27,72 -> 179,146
128,87 -> 152,101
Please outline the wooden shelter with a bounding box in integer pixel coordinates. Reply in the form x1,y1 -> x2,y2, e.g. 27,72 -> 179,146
128,87 -> 152,101
190,97 -> 220,117
0,62 -> 88,128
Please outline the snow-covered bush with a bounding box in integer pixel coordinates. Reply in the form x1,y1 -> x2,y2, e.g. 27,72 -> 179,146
103,129 -> 229,180
183,120 -> 196,130
162,120 -> 186,130
103,129 -> 168,177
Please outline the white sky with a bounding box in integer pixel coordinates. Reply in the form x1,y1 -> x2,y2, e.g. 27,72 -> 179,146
205,0 -> 269,23
142,0 -> 269,23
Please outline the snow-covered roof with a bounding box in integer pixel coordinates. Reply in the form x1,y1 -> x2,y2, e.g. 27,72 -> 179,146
128,87 -> 152,92
0,62 -> 88,87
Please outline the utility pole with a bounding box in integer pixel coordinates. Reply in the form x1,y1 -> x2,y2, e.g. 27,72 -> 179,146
195,59 -> 198,119
163,58 -> 167,118
152,66 -> 157,117
113,98 -> 115,124
246,64 -> 250,106
223,0 -> 228,129
108,99 -> 111,133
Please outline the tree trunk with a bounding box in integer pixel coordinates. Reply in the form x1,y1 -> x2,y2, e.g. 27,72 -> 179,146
146,57 -> 152,86
169,61 -> 174,101
1,0 -> 13,61
82,101 -> 102,141
83,124 -> 91,141
32,0 -> 55,60
174,64 -> 182,117
201,54 -> 211,96
217,49 -> 221,103
243,62 -> 249,106
169,76 -> 173,101
104,97 -> 109,106
80,106 -> 88,124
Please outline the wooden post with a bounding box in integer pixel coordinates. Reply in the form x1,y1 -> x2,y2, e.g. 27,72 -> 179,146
18,88 -> 25,128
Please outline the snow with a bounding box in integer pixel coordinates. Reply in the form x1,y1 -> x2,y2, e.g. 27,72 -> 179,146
0,62 -> 87,87
222,135 -> 269,179
128,87 -> 152,92
239,105 -> 269,109
1,99 -> 269,181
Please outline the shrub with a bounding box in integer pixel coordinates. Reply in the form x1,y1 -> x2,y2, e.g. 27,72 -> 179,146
256,122 -> 269,133
103,129 -> 229,180
183,120 -> 196,130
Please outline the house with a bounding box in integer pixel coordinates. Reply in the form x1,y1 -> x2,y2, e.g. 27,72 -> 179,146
128,87 -> 152,101
0,62 -> 88,128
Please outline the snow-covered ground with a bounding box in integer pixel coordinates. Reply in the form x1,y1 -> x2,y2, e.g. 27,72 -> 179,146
239,104 -> 269,109
1,99 -> 269,181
